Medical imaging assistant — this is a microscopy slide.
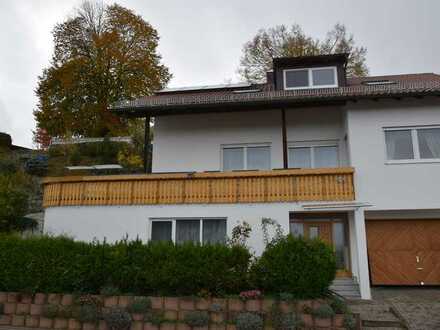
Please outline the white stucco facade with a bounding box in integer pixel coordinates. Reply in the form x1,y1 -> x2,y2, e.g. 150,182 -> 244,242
346,98 -> 440,211
152,107 -> 347,172
44,97 -> 440,300
45,202 -> 298,256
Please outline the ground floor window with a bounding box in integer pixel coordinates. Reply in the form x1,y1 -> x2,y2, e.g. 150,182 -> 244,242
150,218 -> 227,244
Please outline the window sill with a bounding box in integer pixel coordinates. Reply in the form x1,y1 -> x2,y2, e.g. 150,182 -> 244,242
385,159 -> 440,165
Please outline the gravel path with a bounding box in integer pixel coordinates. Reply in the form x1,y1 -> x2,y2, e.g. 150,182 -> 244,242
349,287 -> 440,330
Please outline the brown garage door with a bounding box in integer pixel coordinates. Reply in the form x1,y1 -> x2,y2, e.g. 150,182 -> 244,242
366,220 -> 440,285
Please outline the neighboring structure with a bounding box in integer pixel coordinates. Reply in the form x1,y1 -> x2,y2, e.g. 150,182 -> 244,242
0,132 -> 32,153
43,54 -> 440,299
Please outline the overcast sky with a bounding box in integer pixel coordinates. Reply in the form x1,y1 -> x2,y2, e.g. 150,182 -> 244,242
1,0 -> 439,147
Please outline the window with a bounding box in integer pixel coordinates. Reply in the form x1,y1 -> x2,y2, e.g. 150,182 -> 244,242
222,145 -> 270,171
150,218 -> 226,244
284,67 -> 337,90
290,222 -> 304,237
288,144 -> 339,168
309,226 -> 319,239
284,69 -> 309,88
384,126 -> 440,162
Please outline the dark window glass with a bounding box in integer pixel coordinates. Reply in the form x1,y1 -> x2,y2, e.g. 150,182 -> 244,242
285,70 -> 309,88
312,68 -> 336,86
203,219 -> 227,244
176,219 -> 200,244
151,221 -> 172,242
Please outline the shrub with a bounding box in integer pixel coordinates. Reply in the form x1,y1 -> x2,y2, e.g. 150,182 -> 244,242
73,304 -> 100,323
209,303 -> 223,312
329,296 -> 349,314
235,312 -> 263,330
0,236 -> 251,297
250,236 -> 336,298
270,303 -> 304,330
127,297 -> 151,314
58,306 -> 73,318
278,313 -> 303,330
312,304 -> 335,319
278,292 -> 295,301
104,307 -> 132,330
184,311 -> 210,327
42,305 -> 58,319
344,314 -> 356,330
100,285 -> 121,296
145,311 -> 164,326
239,290 -> 262,301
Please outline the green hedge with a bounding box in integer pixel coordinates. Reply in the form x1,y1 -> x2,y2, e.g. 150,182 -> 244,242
0,235 -> 337,298
0,235 -> 251,296
250,236 -> 337,298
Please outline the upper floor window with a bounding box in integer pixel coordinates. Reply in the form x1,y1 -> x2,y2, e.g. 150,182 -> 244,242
288,142 -> 339,168
222,144 -> 271,171
283,67 -> 338,90
385,126 -> 440,162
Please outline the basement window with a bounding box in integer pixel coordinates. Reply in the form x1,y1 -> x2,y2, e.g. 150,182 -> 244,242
150,218 -> 227,244
284,67 -> 338,90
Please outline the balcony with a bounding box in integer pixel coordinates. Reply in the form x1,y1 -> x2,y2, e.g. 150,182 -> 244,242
42,167 -> 355,207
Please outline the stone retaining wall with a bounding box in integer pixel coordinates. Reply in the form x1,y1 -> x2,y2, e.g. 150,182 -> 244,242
0,292 -> 360,330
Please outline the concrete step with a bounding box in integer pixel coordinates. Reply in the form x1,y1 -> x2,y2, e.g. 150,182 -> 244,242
330,277 -> 361,300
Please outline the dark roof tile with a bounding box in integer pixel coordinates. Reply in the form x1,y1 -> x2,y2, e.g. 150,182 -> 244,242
111,73 -> 440,115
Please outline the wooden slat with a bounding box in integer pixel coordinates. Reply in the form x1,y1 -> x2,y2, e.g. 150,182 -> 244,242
42,168 -> 355,207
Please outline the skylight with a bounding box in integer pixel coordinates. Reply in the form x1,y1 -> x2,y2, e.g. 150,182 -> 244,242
232,89 -> 261,94
157,83 -> 251,93
363,80 -> 396,86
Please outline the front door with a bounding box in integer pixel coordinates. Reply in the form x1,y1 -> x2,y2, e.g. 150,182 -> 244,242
290,213 -> 351,276
303,222 -> 332,244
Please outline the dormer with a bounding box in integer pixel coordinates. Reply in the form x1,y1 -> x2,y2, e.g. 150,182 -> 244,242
271,53 -> 349,91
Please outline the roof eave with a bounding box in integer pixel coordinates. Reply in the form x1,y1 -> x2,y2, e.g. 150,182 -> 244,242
110,90 -> 440,118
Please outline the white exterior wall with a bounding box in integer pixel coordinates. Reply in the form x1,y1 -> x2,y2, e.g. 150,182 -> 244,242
152,107 -> 346,172
346,98 -> 440,210
45,203 -> 301,256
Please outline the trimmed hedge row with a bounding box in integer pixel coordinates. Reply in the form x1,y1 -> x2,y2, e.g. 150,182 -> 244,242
0,235 -> 336,298
0,235 -> 250,296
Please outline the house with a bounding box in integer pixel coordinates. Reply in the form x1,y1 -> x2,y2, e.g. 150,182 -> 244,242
43,53 -> 440,300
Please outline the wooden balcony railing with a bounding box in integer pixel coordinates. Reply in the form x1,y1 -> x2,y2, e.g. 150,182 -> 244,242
42,167 -> 355,207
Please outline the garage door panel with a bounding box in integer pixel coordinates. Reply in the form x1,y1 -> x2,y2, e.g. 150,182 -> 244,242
368,251 -> 419,285
418,251 -> 440,285
367,220 -> 440,286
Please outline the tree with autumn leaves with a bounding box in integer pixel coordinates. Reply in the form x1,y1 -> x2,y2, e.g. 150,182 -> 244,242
238,23 -> 368,83
34,2 -> 171,139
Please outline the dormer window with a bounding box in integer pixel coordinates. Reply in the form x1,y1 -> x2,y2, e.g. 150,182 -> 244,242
283,66 -> 338,90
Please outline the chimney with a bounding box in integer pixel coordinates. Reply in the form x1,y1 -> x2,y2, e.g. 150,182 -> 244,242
266,71 -> 274,85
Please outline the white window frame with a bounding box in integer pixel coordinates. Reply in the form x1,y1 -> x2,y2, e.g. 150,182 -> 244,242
283,66 -> 338,90
288,140 -> 340,168
149,217 -> 227,244
384,125 -> 440,164
221,143 -> 271,171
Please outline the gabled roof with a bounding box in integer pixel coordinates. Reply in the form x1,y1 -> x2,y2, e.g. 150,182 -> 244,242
111,73 -> 440,117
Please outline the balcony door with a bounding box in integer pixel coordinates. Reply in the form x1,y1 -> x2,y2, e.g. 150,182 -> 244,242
290,213 -> 350,276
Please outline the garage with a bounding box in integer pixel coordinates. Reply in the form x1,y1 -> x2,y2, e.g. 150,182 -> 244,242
366,219 -> 440,285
